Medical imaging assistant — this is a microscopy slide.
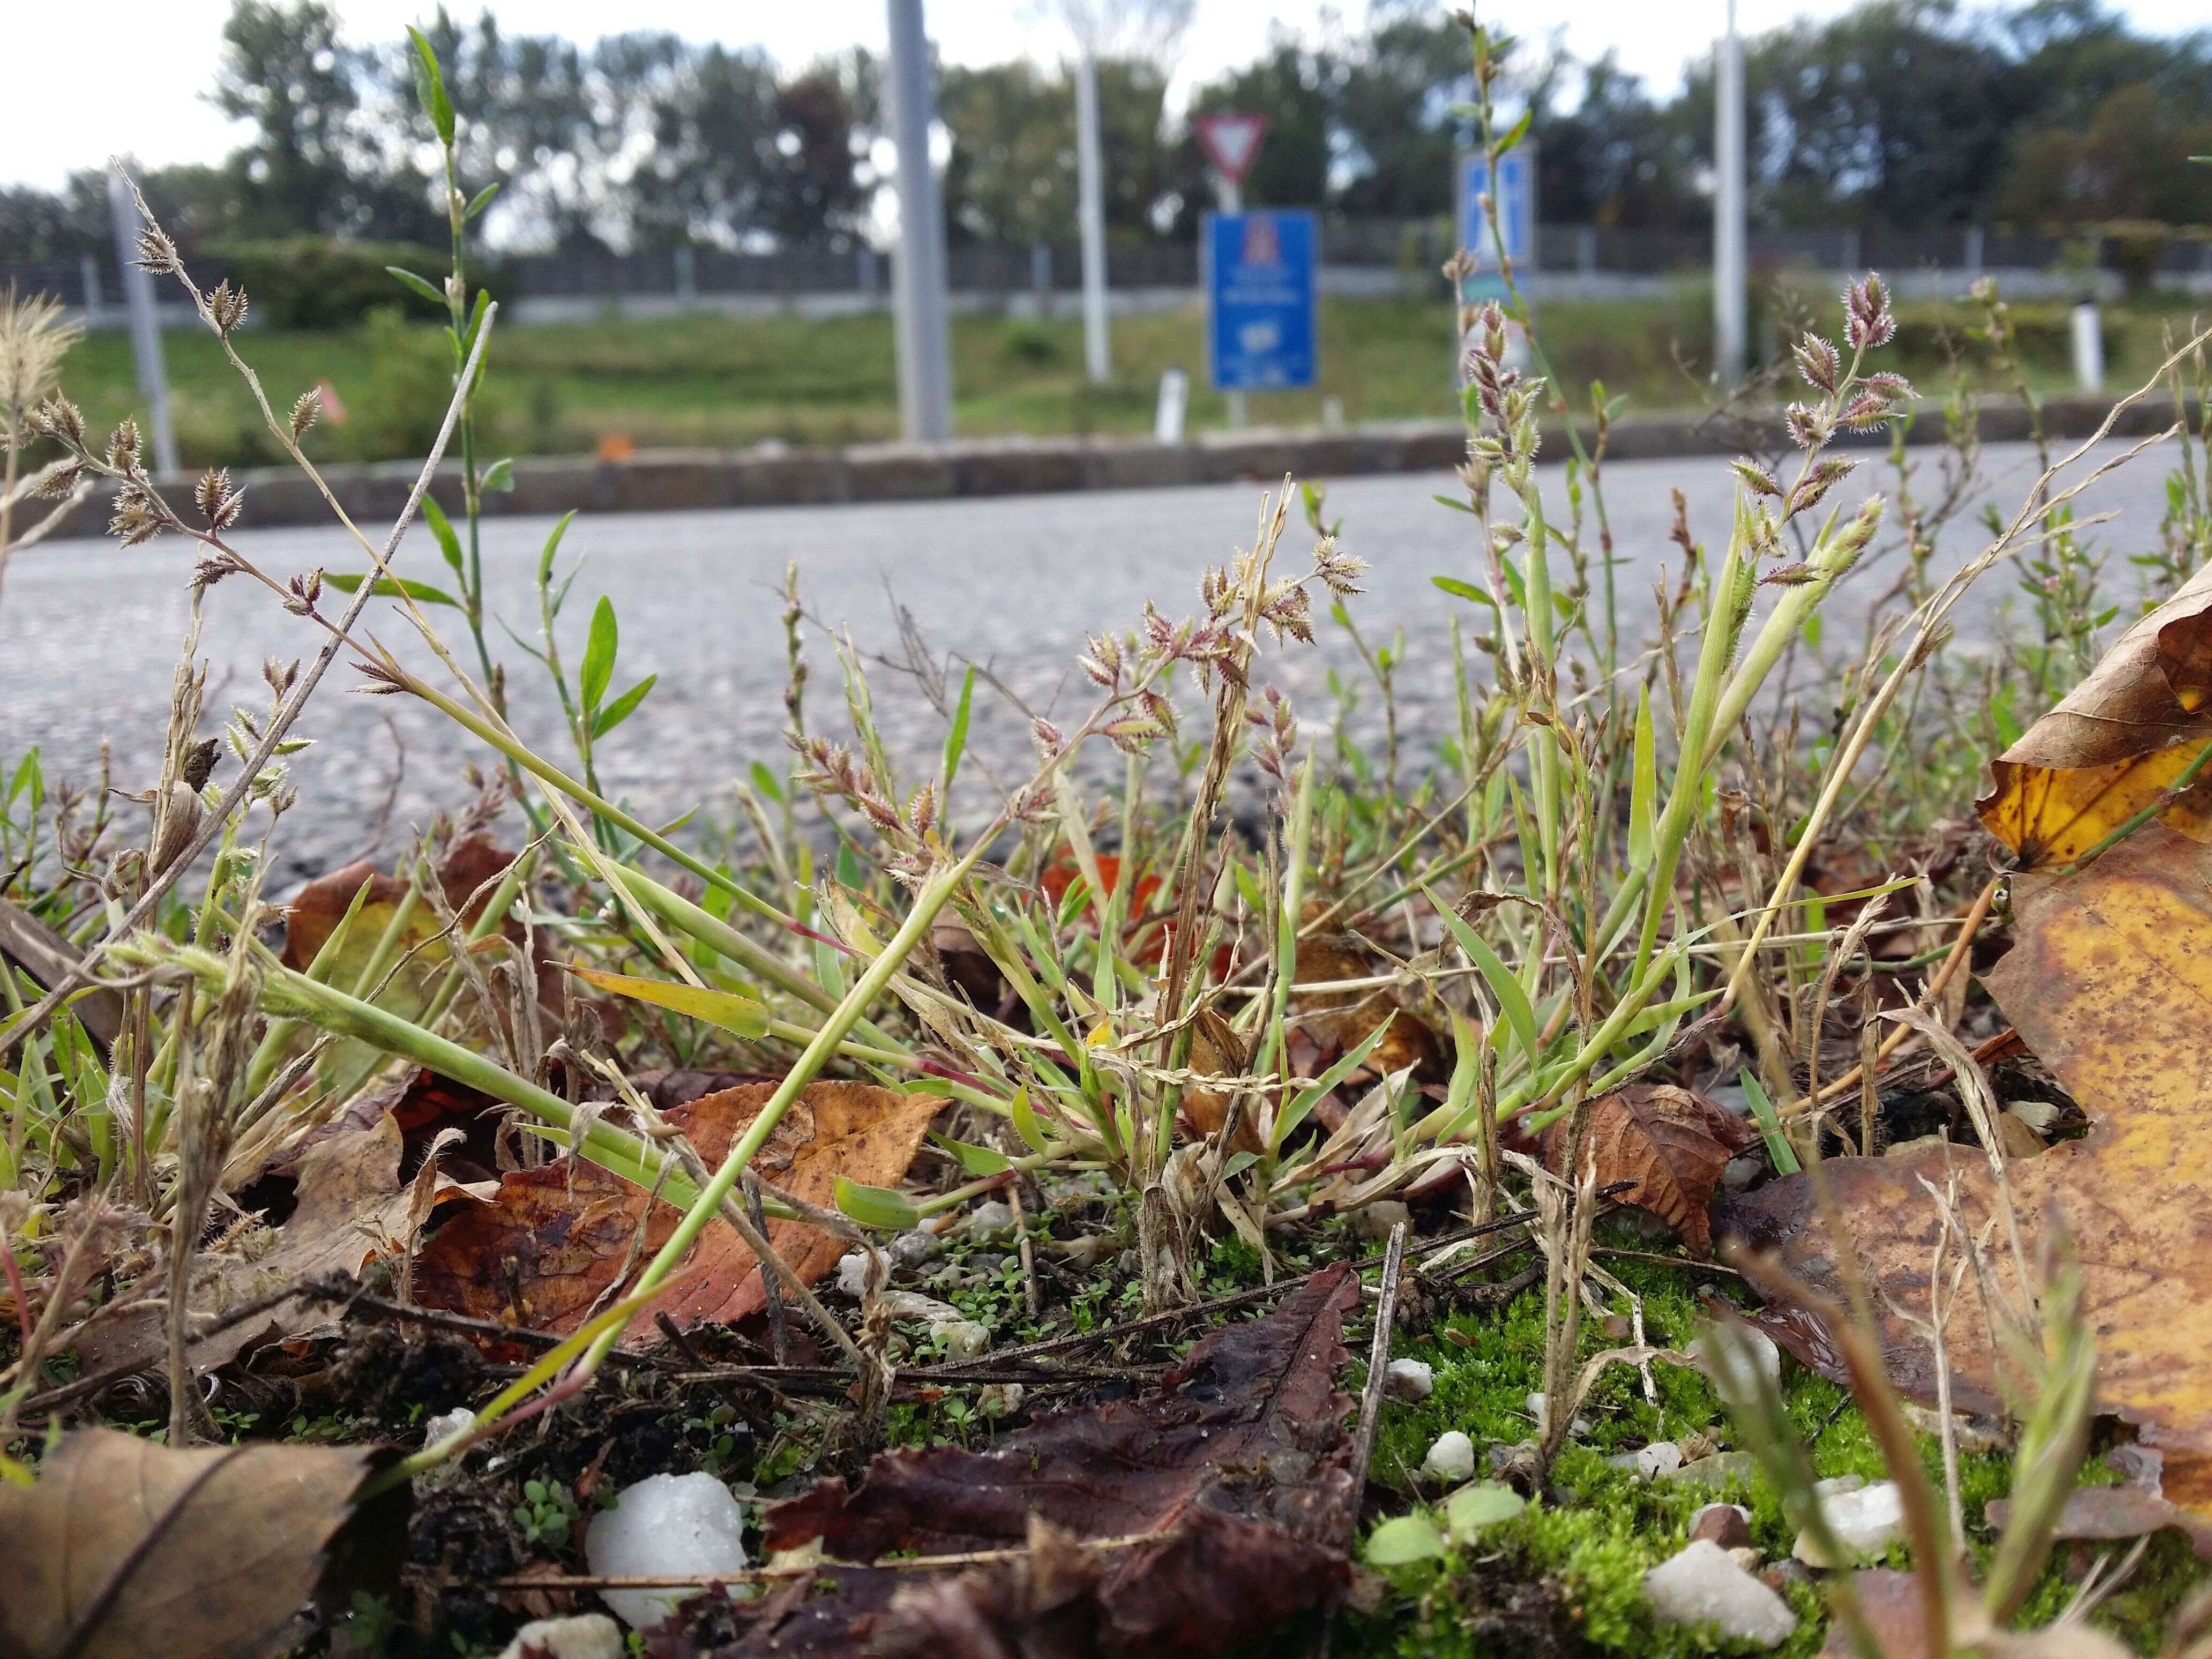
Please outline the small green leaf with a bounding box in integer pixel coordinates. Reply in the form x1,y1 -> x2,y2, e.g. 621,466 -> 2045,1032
1739,1068 -> 1801,1175
1429,892 -> 1540,1065
322,572 -> 459,607
1432,574 -> 1499,609
420,492 -> 464,575
579,595 -> 617,712
465,181 -> 502,220
1011,1085 -> 1050,1155
566,965 -> 768,1040
538,510 -> 577,587
835,1177 -> 922,1231
940,664 -> 975,804
749,759 -> 784,804
481,457 -> 514,493
1431,492 -> 1478,514
1444,1481 -> 1525,1538
1494,108 -> 1535,156
1628,685 -> 1657,871
387,266 -> 445,308
408,26 -> 455,145
1366,1511 -> 1447,1565
590,675 -> 656,738
930,1134 -> 1011,1176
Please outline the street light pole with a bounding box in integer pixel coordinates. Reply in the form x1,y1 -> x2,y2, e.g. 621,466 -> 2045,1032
1075,46 -> 1111,384
1713,0 -> 1747,387
887,0 -> 954,443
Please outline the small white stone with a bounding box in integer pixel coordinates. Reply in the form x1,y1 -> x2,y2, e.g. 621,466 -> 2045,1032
1793,1479 -> 1904,1567
888,1228 -> 940,1266
882,1290 -> 963,1325
1688,1325 -> 1783,1394
1643,1539 -> 1798,1648
423,1407 -> 474,1447
1352,1201 -> 1412,1241
836,1252 -> 869,1297
1525,1392 -> 1590,1438
1384,1359 -> 1434,1401
498,1612 -> 625,1659
933,1318 -> 991,1359
584,1473 -> 748,1632
961,1199 -> 1017,1235
1623,1441 -> 1683,1478
978,1382 -> 1026,1417
1420,1430 -> 1477,1483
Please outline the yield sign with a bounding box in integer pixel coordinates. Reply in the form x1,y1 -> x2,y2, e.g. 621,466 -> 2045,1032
1195,113 -> 1268,185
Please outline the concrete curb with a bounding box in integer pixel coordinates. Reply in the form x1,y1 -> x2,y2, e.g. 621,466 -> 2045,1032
68,393 -> 2186,539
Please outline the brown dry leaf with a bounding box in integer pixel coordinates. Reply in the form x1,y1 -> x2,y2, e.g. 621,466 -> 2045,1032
1715,823 -> 2212,1513
1977,559 -> 2212,866
1179,1005 -> 1260,1150
0,1426 -> 403,1659
69,1114 -> 427,1378
645,1264 -> 1361,1659
1292,932 -> 1441,1082
413,1082 -> 941,1346
1543,1086 -> 1758,1258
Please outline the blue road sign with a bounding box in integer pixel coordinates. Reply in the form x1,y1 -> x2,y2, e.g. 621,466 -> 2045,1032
1456,147 -> 1537,276
1205,209 -> 1319,392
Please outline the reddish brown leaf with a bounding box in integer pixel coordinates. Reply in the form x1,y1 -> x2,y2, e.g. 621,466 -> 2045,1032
412,1082 -> 941,1347
646,1264 -> 1363,1659
0,1427 -> 404,1659
1544,1086 -> 1758,1258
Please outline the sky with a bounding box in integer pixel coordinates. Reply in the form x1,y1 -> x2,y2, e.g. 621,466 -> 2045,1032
8,0 -> 2209,192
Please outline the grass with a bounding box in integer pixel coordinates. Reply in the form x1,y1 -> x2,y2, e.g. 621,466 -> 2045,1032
54,286 -> 2212,470
8,28 -> 2212,1658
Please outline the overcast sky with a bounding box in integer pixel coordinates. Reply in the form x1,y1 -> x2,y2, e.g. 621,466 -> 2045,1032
9,0 -> 2208,192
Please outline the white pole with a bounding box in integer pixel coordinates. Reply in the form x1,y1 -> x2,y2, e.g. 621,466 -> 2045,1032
1713,0 -> 1747,387
1075,47 -> 1111,384
107,170 -> 180,476
887,0 -> 954,443
1216,174 -> 1246,430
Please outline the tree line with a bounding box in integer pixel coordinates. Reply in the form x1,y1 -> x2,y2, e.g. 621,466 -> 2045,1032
3,0 -> 2210,267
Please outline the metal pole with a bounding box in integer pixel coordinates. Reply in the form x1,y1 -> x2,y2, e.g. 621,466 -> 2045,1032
1713,0 -> 1747,387
1217,175 -> 1246,430
1075,47 -> 1111,383
886,0 -> 954,443
107,170 -> 180,476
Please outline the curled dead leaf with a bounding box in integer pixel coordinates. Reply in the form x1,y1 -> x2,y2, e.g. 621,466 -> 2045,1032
1543,1086 -> 1758,1258
1977,559 -> 2212,866
0,1427 -> 404,1659
412,1082 -> 941,1347
1715,824 -> 2212,1515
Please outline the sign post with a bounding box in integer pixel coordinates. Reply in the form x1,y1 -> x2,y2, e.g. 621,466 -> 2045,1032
1195,114 -> 1269,428
1205,208 -> 1319,417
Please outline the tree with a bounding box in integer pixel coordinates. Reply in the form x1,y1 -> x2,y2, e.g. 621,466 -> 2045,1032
1331,7 -> 1468,219
212,1 -> 436,240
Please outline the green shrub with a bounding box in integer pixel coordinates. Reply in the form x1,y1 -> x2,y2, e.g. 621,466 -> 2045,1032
344,307 -> 504,462
998,317 -> 1059,364
197,237 -> 505,331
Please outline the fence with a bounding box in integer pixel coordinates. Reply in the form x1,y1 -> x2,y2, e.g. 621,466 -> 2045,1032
10,221 -> 2211,326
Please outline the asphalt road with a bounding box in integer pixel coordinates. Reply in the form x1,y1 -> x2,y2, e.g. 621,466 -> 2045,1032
0,437 -> 2177,878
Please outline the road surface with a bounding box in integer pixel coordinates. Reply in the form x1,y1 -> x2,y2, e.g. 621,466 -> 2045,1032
0,438 -> 2177,878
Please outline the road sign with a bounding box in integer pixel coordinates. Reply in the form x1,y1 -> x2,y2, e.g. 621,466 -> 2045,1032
1195,114 -> 1269,187
1455,146 -> 1537,284
1205,208 -> 1318,393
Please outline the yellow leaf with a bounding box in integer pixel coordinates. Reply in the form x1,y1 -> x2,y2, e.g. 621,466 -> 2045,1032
567,965 -> 769,1039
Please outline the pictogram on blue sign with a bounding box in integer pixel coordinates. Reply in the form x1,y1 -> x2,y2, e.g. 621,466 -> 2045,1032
1455,147 -> 1537,294
1205,209 -> 1319,392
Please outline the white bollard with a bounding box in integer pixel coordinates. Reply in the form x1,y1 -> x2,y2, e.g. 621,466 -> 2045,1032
1154,367 -> 1188,443
2071,301 -> 2105,394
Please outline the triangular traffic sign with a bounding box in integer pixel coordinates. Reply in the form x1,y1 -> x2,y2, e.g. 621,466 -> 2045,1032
1195,113 -> 1269,186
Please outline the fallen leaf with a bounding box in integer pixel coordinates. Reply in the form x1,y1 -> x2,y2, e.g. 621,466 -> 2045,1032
1984,1484 -> 2195,1544
1715,824 -> 2212,1514
412,1082 -> 941,1347
1543,1086 -> 1758,1258
69,1114 -> 428,1378
0,1426 -> 404,1659
1291,930 -> 1443,1092
1977,559 -> 2212,866
646,1264 -> 1360,1658
1178,1005 -> 1261,1150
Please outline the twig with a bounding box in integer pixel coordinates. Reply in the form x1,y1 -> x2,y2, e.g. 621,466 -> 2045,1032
488,1527 -> 1178,1591
743,1172 -> 790,1365
1007,1174 -> 1042,1321
1346,1220 -> 1408,1518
